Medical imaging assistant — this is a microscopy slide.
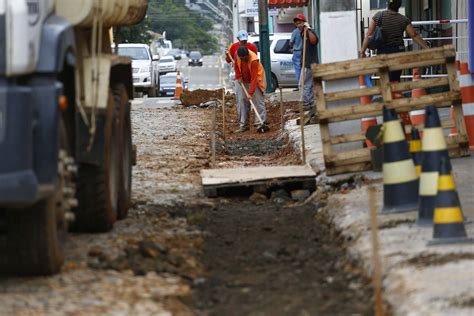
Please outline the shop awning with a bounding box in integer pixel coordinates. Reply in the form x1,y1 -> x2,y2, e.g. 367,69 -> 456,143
268,0 -> 308,9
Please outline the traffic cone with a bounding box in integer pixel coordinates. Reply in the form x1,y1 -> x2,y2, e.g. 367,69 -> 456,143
173,71 -> 183,100
409,127 -> 422,176
459,62 -> 474,149
381,106 -> 419,213
409,69 -> 426,134
359,75 -> 377,148
418,105 -> 451,225
428,157 -> 473,245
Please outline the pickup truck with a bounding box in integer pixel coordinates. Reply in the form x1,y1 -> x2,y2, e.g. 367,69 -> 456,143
117,43 -> 160,97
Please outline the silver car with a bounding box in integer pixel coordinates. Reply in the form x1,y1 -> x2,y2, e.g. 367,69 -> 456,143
248,33 -> 297,91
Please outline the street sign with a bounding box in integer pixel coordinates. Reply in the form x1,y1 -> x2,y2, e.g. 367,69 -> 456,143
242,0 -> 278,17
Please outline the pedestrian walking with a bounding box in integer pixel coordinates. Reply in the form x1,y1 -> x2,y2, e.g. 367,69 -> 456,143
294,15 -> 319,118
234,46 -> 268,133
289,14 -> 305,91
359,0 -> 429,83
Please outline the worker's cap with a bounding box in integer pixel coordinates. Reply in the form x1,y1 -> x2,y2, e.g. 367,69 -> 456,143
237,30 -> 248,41
293,14 -> 306,22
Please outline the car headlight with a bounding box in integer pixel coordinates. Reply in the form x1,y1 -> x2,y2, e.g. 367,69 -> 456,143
199,59 -> 203,62
140,67 -> 150,73
188,59 -> 192,62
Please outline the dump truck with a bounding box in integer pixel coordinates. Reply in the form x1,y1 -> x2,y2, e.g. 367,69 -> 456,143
0,0 -> 147,275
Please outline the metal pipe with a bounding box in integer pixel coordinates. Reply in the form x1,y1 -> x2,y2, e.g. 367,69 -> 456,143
469,0 -> 474,71
411,19 -> 467,25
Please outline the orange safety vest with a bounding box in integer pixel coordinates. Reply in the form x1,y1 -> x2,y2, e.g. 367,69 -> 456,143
236,50 -> 266,92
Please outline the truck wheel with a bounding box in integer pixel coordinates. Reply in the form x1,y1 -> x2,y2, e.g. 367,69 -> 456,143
113,83 -> 132,219
73,91 -> 119,232
3,198 -> 66,275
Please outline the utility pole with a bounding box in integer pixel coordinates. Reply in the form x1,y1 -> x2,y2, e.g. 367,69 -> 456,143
258,0 -> 273,93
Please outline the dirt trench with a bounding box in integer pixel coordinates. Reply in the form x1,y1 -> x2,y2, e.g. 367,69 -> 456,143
177,101 -> 374,315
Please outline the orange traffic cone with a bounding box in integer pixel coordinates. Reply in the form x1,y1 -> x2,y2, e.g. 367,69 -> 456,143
459,62 -> 474,149
409,69 -> 426,132
359,75 -> 377,148
428,157 -> 473,245
173,71 -> 183,100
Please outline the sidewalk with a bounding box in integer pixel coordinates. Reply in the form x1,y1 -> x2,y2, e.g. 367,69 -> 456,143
285,107 -> 474,315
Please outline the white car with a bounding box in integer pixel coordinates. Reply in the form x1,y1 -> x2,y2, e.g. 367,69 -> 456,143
248,33 -> 297,91
159,55 -> 177,74
116,43 -> 160,96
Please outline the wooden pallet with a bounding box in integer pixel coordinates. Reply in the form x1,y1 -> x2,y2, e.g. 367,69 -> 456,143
311,45 -> 470,176
201,165 -> 316,197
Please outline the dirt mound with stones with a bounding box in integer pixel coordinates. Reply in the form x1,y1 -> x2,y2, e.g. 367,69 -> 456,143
181,89 -> 235,107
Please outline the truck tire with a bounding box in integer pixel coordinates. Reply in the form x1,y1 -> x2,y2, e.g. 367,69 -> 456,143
114,83 -> 132,219
73,91 -> 119,232
2,199 -> 66,275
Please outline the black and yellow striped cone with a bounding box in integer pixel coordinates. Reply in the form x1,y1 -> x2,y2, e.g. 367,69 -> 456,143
382,107 -> 419,213
428,157 -> 473,245
418,105 -> 451,225
409,127 -> 422,176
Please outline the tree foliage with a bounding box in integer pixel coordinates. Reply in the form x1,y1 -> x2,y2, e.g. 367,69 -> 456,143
118,16 -> 153,44
147,0 -> 219,55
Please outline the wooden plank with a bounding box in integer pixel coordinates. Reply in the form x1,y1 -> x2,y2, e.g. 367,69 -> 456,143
323,133 -> 366,145
379,69 -> 393,106
314,79 -> 333,162
327,148 -> 371,165
325,86 -> 381,102
312,46 -> 456,81
407,118 -> 456,132
387,58 -> 449,72
446,61 -> 468,139
318,92 -> 460,123
391,77 -> 449,93
326,161 -> 372,176
201,165 -> 316,186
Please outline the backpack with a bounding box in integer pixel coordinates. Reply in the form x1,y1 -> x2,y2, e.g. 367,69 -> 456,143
367,11 -> 385,50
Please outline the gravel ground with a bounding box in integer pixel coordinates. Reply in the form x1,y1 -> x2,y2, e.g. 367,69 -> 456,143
0,97 -> 376,315
0,101 -> 211,315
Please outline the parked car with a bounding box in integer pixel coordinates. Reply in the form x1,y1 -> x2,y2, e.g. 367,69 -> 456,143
117,43 -> 160,96
159,55 -> 177,74
248,33 -> 297,91
167,48 -> 182,60
159,72 -> 189,97
188,51 -> 203,66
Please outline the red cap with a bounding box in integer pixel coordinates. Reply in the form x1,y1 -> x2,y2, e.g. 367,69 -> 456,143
293,14 -> 306,22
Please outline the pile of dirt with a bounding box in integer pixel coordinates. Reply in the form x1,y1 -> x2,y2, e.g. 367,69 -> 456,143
181,89 -> 235,107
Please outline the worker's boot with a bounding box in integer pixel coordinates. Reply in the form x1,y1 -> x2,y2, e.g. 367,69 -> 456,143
235,125 -> 249,133
256,123 -> 270,133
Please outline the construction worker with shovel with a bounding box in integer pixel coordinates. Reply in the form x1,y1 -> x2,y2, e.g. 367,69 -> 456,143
234,46 -> 269,133
294,14 -> 319,120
